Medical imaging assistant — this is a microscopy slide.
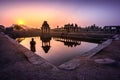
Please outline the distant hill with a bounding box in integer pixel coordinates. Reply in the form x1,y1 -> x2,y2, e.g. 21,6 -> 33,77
12,24 -> 30,31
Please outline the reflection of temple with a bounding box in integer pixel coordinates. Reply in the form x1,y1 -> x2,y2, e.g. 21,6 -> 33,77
40,35 -> 51,53
40,21 -> 51,53
53,37 -> 81,47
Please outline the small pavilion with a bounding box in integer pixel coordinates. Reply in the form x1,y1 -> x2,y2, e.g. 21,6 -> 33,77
41,21 -> 50,33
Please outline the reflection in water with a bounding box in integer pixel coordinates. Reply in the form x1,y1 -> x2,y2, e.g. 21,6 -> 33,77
30,38 -> 36,52
40,21 -> 51,53
54,37 -> 81,47
16,21 -> 100,65
18,36 -> 98,66
40,33 -> 51,53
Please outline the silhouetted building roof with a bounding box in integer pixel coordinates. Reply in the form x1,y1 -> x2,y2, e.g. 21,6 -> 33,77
41,21 -> 50,29
104,26 -> 120,29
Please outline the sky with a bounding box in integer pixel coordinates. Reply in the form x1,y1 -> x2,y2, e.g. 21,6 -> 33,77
0,0 -> 120,28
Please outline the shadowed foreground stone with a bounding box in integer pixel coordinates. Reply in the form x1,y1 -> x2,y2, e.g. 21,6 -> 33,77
3,33 -> 56,67
58,39 -> 112,70
94,58 -> 116,64
81,39 -> 112,58
58,59 -> 80,70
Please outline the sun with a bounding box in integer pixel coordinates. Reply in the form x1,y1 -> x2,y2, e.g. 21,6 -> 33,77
18,20 -> 24,25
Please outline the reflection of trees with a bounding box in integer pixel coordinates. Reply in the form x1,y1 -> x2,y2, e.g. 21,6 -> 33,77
16,38 -> 25,43
64,41 -> 81,47
54,37 -> 81,47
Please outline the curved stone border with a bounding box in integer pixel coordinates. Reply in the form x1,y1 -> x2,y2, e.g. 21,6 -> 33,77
59,39 -> 113,70
94,58 -> 116,64
81,39 -> 112,58
113,34 -> 120,40
1,33 -> 56,68
1,32 -> 114,70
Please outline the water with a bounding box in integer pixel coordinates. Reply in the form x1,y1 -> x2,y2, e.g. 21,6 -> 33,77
17,36 -> 98,66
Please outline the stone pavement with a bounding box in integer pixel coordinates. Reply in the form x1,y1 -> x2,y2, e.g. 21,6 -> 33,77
0,33 -> 120,80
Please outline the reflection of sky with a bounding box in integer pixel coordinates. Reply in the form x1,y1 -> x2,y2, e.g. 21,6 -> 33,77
0,0 -> 120,28
19,37 -> 97,66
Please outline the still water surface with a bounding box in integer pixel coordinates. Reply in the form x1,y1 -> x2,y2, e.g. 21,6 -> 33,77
18,36 -> 98,66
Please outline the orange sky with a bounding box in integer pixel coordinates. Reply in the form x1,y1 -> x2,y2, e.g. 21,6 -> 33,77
1,3 -> 82,29
1,1 -> 120,28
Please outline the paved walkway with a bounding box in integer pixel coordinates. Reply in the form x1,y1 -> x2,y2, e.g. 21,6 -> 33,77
0,33 -> 120,80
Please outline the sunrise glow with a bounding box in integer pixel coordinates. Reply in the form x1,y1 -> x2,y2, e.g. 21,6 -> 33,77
0,1 -> 120,80
0,0 -> 120,28
17,20 -> 25,25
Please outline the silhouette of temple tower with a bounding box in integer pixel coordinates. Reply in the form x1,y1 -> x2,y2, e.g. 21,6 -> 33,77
40,21 -> 51,53
41,21 -> 50,33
